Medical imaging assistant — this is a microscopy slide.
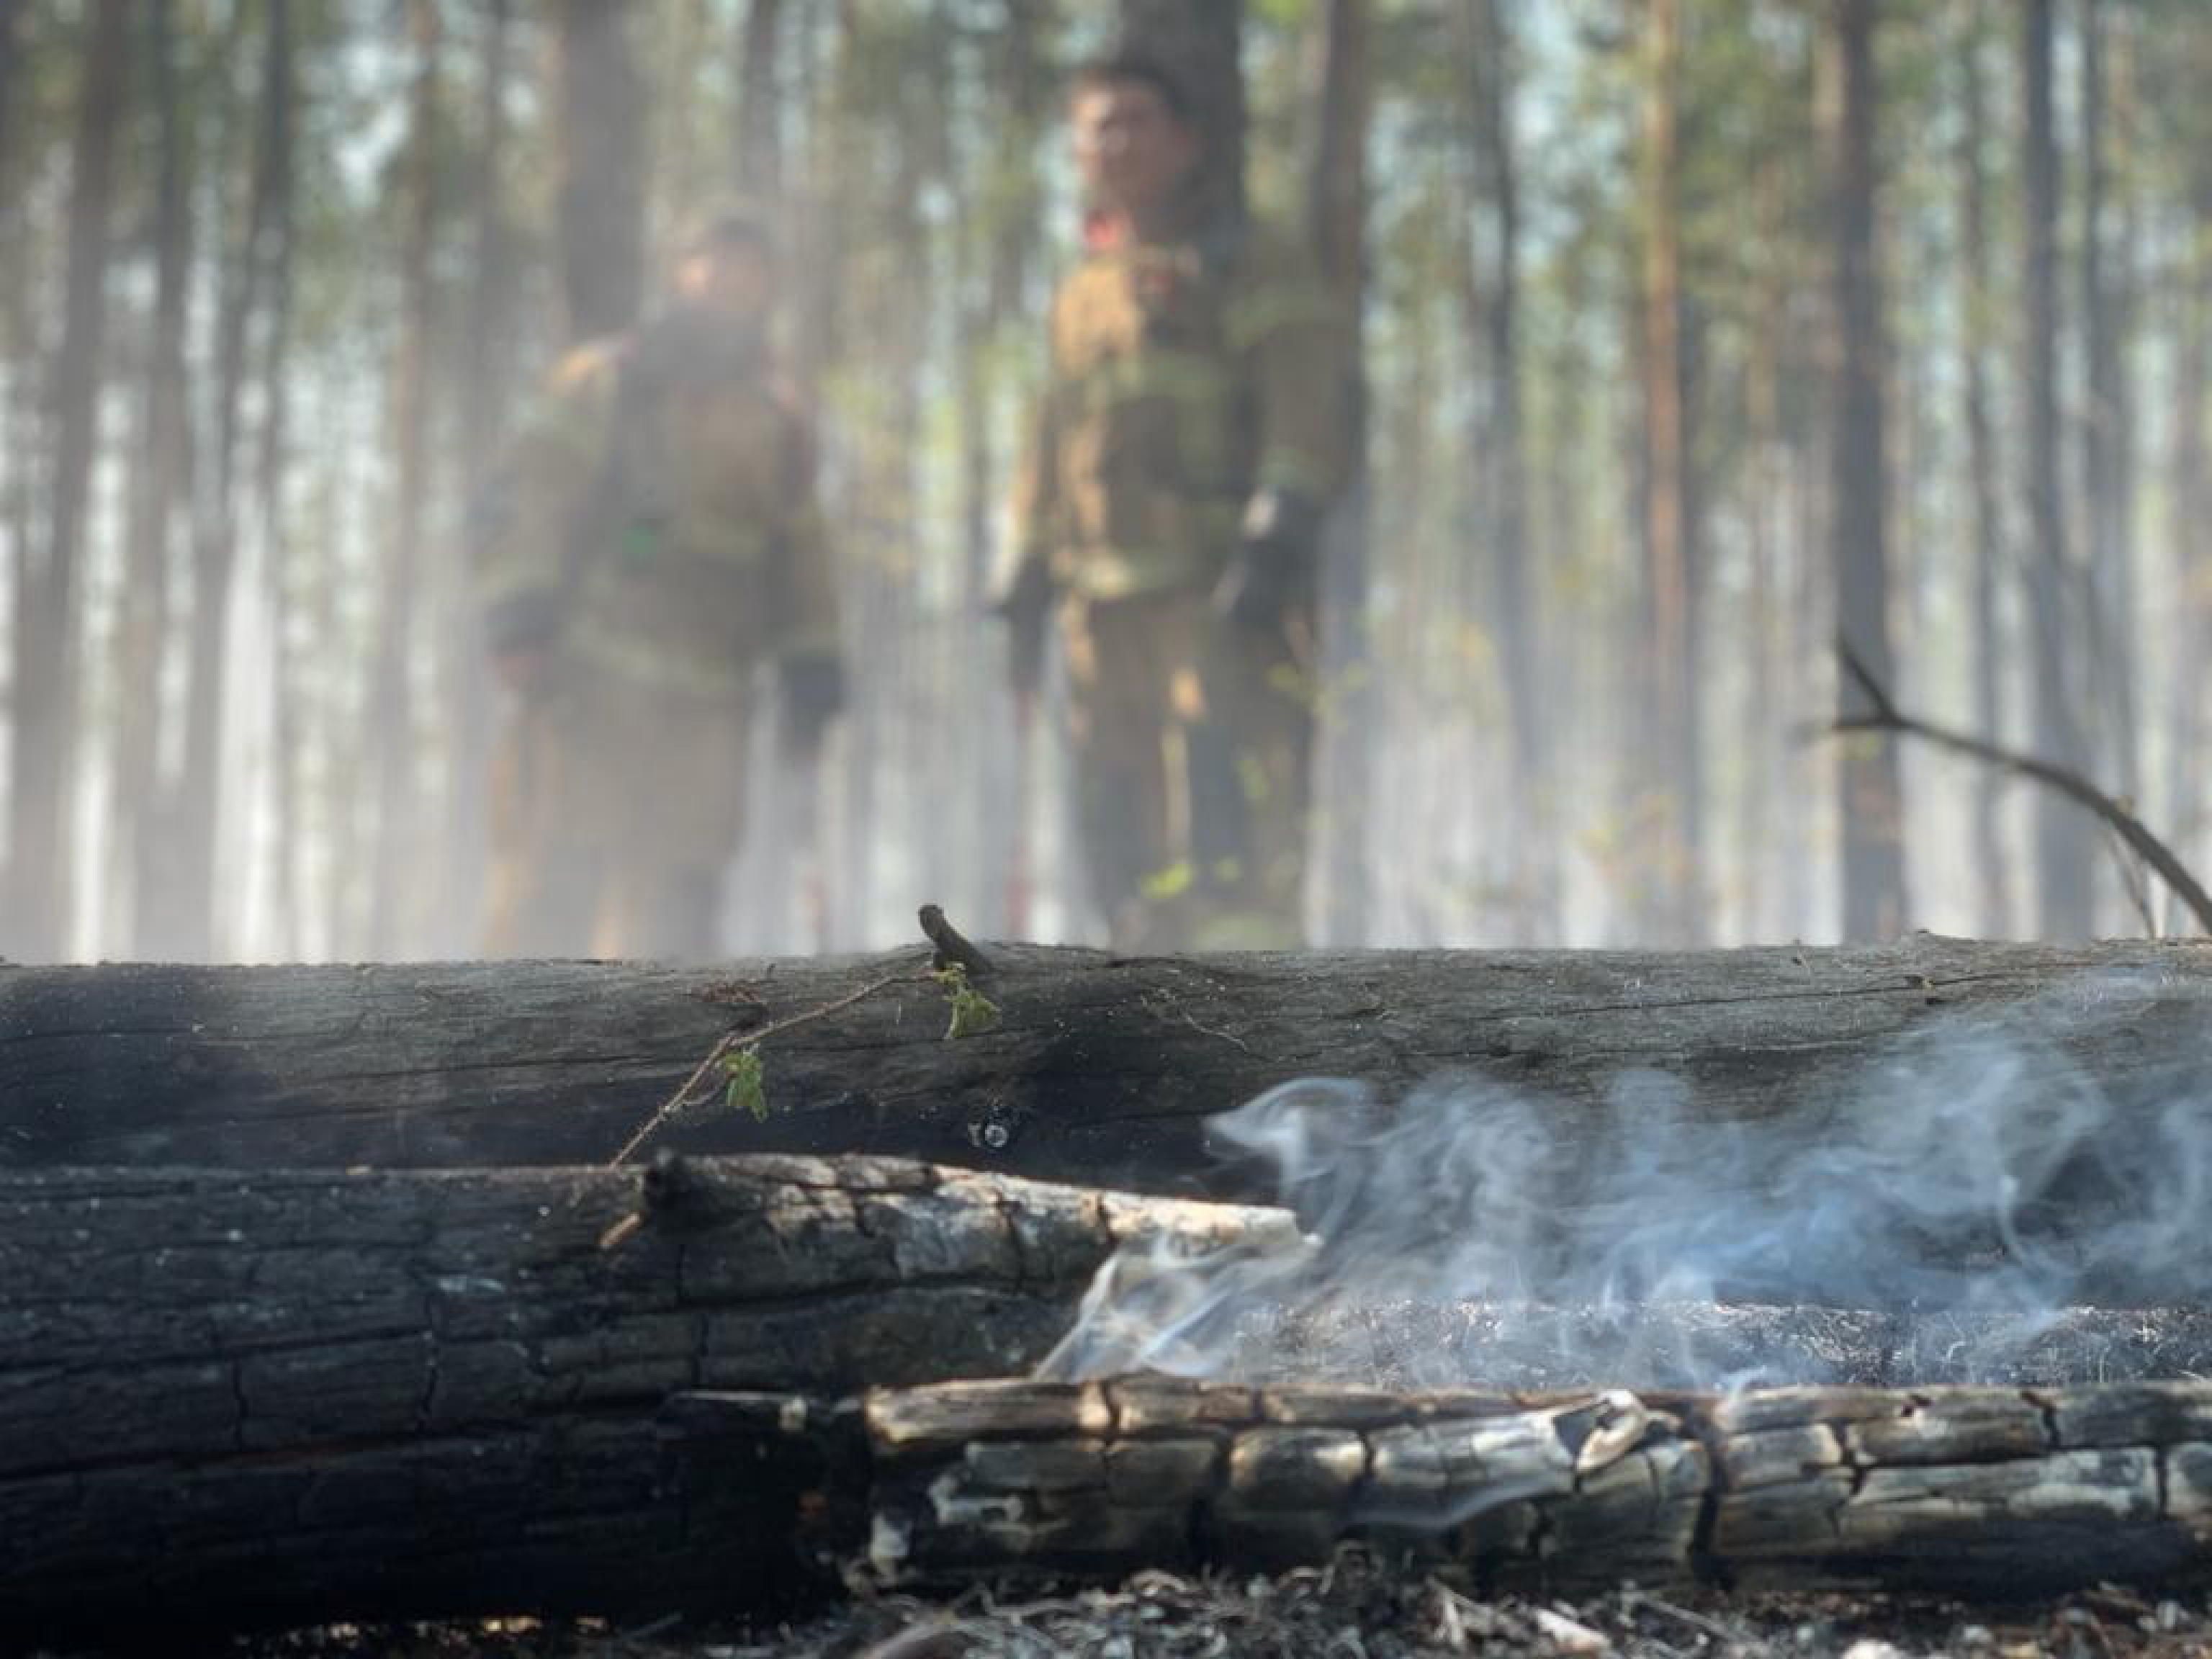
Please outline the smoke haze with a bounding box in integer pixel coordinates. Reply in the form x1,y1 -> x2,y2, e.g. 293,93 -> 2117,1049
1040,972 -> 2212,1389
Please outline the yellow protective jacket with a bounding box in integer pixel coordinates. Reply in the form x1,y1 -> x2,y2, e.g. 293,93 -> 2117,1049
1005,210 -> 1348,605
476,319 -> 839,701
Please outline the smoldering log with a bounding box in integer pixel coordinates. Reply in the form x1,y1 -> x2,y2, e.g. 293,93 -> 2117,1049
1224,1300 -> 2212,1392
11,936 -> 2212,1195
694,1375 -> 2212,1601
0,1156 -> 1281,1640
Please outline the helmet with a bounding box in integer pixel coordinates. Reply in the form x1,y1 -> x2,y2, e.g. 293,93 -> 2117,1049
675,196 -> 774,263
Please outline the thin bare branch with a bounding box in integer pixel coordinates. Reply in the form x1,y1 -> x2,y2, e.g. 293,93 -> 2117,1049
1827,643 -> 2212,935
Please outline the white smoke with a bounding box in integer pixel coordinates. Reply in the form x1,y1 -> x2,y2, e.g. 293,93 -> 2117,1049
1037,973 -> 2212,1388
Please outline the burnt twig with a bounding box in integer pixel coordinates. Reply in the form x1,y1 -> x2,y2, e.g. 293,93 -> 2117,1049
609,967 -> 917,1168
919,903 -> 995,978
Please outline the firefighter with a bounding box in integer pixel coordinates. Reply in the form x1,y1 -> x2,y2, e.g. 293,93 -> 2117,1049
998,50 -> 1349,950
475,200 -> 842,960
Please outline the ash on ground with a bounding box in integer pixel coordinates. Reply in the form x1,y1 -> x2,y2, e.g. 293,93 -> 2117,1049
203,1551 -> 2212,1659
1225,1300 -> 2212,1391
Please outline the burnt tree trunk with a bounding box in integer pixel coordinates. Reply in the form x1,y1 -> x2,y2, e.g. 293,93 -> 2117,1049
7,937 -> 2212,1192
0,1156 -> 1272,1642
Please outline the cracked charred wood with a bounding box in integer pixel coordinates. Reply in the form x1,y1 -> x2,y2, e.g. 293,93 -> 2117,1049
0,1156 -> 1281,1642
9,937 -> 2212,1195
677,1376 -> 2212,1601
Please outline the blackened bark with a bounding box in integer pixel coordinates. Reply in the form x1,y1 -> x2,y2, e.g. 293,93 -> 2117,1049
0,1158 -> 1267,1642
9,937 -> 2212,1192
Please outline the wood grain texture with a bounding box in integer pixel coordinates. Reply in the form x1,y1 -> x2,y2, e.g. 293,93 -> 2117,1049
8,937 -> 2212,1194
0,1156 -> 1278,1640
840,1376 -> 2212,1599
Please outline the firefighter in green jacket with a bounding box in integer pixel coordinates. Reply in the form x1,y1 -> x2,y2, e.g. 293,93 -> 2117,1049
475,201 -> 842,960
999,51 -> 1349,950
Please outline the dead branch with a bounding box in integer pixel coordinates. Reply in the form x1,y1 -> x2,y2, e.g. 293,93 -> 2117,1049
1831,637 -> 2212,935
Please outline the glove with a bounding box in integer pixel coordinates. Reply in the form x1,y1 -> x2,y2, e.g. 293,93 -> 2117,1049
1213,489 -> 1323,631
779,652 -> 845,760
992,558 -> 1055,701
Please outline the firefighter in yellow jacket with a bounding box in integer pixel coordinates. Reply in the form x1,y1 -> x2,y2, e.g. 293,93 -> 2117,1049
476,202 -> 841,960
999,52 -> 1349,951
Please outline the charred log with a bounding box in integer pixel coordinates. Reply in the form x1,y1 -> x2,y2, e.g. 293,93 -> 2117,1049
0,1157 -> 1277,1640
9,937 -> 2212,1196
763,1375 -> 2212,1601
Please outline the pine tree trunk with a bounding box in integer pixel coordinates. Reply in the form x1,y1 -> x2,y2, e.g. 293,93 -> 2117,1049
1637,0 -> 1700,945
736,0 -> 783,194
112,0 -> 195,958
256,0 -> 300,957
2168,175 -> 2212,891
1830,0 -> 1905,940
557,0 -> 647,340
1310,0 -> 1370,947
1467,0 -> 1545,943
2079,0 -> 2139,866
366,0 -> 441,960
0,0 -> 19,183
6,0 -> 130,961
2023,0 -> 2093,939
168,0 -> 284,961
1959,3 -> 2012,938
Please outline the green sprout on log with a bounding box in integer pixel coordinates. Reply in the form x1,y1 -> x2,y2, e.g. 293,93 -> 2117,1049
721,1046 -> 770,1121
934,963 -> 1002,1040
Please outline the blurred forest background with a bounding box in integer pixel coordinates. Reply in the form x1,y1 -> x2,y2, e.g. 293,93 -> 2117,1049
0,0 -> 2203,963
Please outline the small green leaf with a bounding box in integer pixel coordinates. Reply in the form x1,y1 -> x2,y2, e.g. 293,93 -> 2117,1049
720,1046 -> 769,1121
933,963 -> 1002,1040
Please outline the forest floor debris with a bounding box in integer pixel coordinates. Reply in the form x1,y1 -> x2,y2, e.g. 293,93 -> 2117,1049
167,1550 -> 2212,1659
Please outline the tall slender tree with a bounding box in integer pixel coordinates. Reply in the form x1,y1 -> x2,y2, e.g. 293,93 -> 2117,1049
1309,0 -> 1370,945
257,0 -> 301,954
1637,0 -> 1701,943
6,0 -> 130,960
2023,0 -> 2092,938
736,0 -> 783,197
367,0 -> 443,958
0,0 -> 20,186
1957,0 -> 2010,937
168,0 -> 287,960
557,0 -> 647,340
1465,0 -> 1545,941
436,0 -> 516,956
1830,0 -> 1905,939
112,0 -> 197,953
2078,0 -> 2138,838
